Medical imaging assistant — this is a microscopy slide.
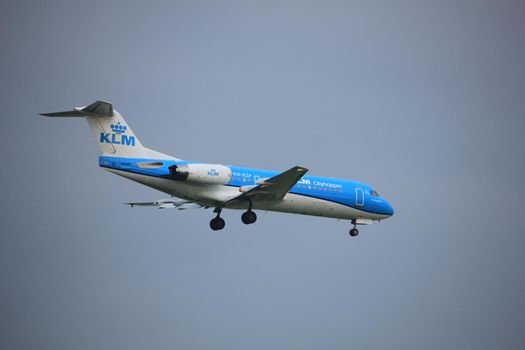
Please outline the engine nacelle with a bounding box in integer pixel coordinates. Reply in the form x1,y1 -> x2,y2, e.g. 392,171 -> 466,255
169,163 -> 232,185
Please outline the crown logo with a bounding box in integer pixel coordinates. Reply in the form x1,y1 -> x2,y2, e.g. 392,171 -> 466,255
111,122 -> 127,134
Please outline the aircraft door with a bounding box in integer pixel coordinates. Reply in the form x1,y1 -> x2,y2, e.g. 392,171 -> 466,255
355,188 -> 364,206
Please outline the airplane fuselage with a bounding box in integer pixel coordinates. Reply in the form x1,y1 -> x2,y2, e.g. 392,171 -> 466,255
100,156 -> 394,221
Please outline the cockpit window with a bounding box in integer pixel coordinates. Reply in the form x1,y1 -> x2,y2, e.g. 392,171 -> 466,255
370,190 -> 379,197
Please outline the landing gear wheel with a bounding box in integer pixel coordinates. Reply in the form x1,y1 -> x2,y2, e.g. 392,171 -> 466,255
241,211 -> 257,225
349,228 -> 359,237
210,217 -> 225,231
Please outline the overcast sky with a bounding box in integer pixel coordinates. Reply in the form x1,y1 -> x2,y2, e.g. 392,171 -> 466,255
1,1 -> 525,349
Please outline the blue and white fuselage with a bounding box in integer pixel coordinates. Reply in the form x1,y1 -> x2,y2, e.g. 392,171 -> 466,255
99,156 -> 394,221
42,101 -> 394,236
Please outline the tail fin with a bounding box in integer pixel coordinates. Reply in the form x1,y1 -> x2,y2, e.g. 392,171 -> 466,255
41,101 -> 175,159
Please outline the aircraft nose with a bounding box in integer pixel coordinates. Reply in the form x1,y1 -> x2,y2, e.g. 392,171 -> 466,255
382,199 -> 394,217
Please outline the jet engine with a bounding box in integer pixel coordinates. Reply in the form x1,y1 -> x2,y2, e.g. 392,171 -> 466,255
169,164 -> 232,185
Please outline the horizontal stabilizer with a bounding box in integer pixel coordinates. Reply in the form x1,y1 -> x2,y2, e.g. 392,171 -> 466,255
40,110 -> 83,117
40,100 -> 114,118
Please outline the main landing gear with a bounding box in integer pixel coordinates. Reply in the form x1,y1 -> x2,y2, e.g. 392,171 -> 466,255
349,219 -> 359,237
210,208 -> 225,231
241,201 -> 257,225
241,210 -> 257,224
209,205 -> 258,231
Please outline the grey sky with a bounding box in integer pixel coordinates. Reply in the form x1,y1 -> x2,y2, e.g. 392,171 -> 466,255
1,1 -> 525,349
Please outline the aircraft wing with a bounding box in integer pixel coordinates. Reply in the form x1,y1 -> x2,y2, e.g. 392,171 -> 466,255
224,166 -> 308,206
125,201 -> 158,207
125,198 -> 203,210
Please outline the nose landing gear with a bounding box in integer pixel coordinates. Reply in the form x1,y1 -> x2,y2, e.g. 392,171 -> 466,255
349,219 -> 359,237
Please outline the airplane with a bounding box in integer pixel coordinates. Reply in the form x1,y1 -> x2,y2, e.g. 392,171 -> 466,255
41,100 -> 394,237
